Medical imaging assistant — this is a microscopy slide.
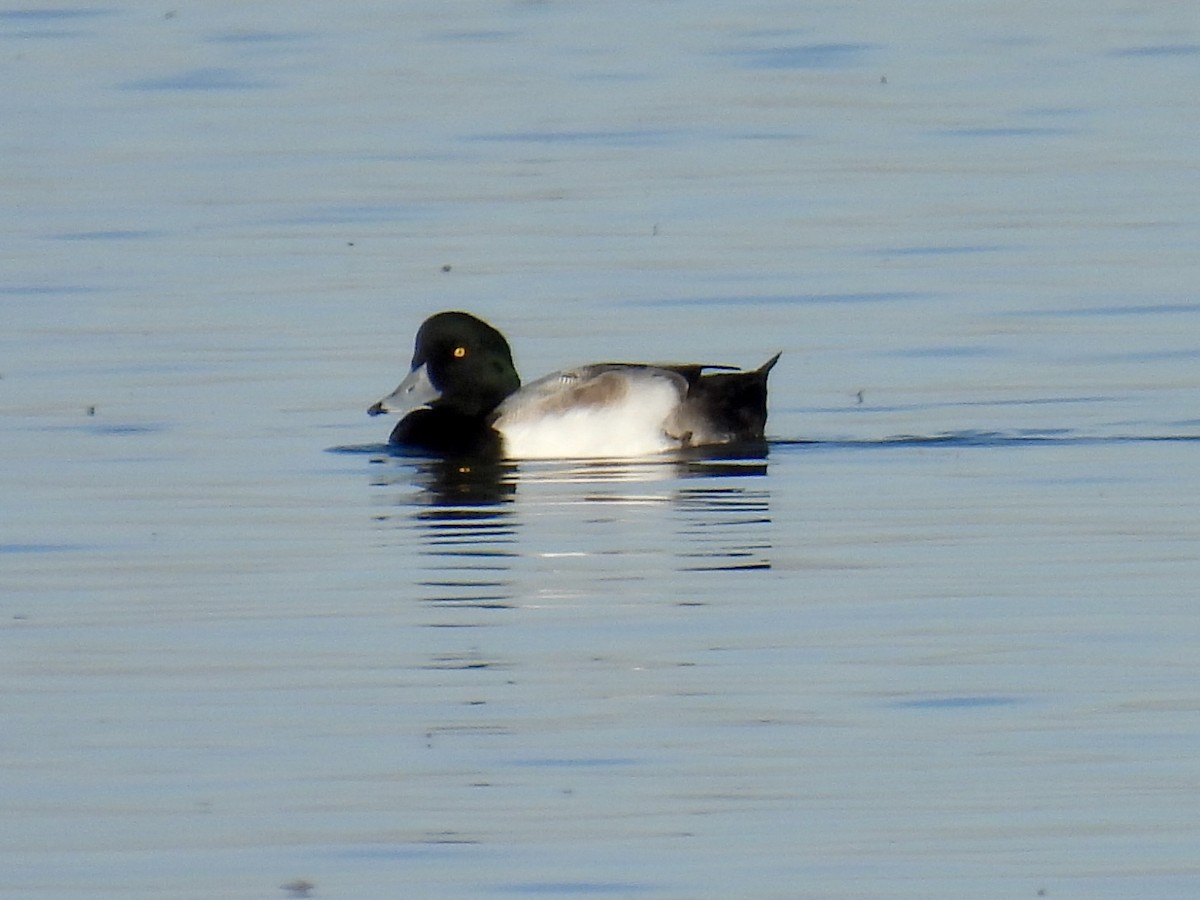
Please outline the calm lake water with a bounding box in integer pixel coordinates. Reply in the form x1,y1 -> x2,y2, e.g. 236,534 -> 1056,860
3,2 -> 1199,898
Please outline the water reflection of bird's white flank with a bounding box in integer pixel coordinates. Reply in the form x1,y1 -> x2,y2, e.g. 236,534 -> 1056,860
368,452 -> 773,611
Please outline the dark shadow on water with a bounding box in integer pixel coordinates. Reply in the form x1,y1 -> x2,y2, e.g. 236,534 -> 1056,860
0,542 -> 91,555
889,696 -> 1024,710
120,67 -> 273,91
506,757 -> 641,768
491,883 -> 655,896
771,430 -> 1200,451
728,42 -> 879,70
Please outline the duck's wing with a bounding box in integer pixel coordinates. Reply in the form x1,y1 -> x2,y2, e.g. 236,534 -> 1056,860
496,364 -> 689,419
492,364 -> 690,459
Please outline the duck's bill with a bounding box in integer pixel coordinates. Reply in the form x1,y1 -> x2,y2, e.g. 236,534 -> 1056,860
367,363 -> 441,417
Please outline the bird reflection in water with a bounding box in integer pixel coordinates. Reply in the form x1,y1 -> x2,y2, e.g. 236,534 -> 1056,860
369,445 -> 772,595
405,456 -> 519,507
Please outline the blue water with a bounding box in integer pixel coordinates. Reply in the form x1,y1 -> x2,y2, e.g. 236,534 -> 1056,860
3,2 -> 1199,898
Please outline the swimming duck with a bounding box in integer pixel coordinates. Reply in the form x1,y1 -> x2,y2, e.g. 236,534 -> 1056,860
368,311 -> 779,459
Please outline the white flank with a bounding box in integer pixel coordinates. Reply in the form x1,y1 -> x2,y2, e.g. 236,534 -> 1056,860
494,366 -> 687,460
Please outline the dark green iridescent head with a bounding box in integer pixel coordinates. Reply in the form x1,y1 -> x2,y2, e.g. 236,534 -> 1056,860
410,311 -> 521,416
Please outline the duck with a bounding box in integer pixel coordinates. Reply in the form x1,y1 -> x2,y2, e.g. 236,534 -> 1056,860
368,311 -> 779,459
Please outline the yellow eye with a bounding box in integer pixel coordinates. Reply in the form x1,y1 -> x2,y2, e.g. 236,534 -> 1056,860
452,346 -> 467,359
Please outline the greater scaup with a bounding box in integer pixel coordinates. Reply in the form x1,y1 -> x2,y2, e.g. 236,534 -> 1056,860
368,311 -> 779,459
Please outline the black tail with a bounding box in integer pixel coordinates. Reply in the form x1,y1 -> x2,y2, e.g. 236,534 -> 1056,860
682,353 -> 780,444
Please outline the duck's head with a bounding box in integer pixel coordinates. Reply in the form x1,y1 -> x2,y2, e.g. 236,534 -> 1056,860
369,311 -> 521,419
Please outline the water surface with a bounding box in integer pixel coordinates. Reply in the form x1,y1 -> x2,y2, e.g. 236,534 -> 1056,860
3,2 -> 1198,898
